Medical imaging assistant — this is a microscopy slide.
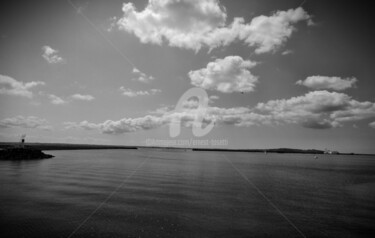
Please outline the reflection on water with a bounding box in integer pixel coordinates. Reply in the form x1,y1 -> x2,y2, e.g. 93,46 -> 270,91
0,150 -> 374,237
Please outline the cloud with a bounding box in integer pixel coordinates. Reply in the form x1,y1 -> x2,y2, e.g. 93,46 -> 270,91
205,91 -> 375,129
189,56 -> 258,93
48,94 -> 67,105
116,0 -> 311,53
100,116 -> 165,134
238,7 -> 312,54
63,121 -> 100,130
209,95 -> 219,100
255,90 -> 375,129
0,75 -> 45,98
42,45 -> 65,64
148,105 -> 174,115
0,116 -> 52,130
43,93 -> 94,104
369,122 -> 375,129
65,91 -> 375,134
281,49 -> 293,55
296,76 -> 357,91
132,68 -> 155,83
64,116 -> 165,134
300,119 -> 337,129
117,0 -> 227,52
64,106 -> 263,134
180,95 -> 218,109
119,87 -> 161,97
71,94 -> 95,101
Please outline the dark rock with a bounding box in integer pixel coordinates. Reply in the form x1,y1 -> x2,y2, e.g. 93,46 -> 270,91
0,147 -> 54,160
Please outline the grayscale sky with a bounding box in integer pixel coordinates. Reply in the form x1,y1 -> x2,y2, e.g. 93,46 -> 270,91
1,0 -> 375,153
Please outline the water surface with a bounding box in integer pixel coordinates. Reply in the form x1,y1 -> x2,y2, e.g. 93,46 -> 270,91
0,150 -> 374,237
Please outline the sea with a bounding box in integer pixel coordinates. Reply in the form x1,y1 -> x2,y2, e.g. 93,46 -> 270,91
0,150 -> 374,237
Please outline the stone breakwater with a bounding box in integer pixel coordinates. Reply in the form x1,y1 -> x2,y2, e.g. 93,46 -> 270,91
0,148 -> 54,160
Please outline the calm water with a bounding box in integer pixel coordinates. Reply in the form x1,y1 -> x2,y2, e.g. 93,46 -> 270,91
0,150 -> 374,237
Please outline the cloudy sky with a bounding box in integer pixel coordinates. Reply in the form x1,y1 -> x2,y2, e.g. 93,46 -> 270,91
1,0 -> 375,153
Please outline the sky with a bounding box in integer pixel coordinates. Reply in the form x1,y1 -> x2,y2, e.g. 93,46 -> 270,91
1,0 -> 375,153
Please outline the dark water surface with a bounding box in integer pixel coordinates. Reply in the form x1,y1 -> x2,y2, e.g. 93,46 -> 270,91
0,150 -> 374,237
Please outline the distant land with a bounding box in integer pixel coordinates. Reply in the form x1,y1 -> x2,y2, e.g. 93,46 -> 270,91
0,142 -> 137,150
0,142 -> 374,156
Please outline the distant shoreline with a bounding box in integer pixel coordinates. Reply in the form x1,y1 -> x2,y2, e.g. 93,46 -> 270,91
0,142 -> 374,156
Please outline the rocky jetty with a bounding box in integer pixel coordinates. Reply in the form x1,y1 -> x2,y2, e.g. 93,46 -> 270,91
0,147 -> 54,160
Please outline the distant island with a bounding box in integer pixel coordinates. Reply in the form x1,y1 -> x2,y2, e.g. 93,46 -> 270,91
1,142 -> 372,156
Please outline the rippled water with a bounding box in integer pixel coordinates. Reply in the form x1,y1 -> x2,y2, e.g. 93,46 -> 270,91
0,150 -> 374,237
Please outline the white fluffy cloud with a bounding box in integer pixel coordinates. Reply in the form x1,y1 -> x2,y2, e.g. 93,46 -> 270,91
120,87 -> 161,97
42,45 -> 65,64
116,0 -> 311,53
189,56 -> 258,93
255,90 -> 375,129
0,75 -> 45,98
71,94 -> 95,101
117,0 -> 227,52
0,116 -> 52,130
65,90 -> 375,134
296,76 -> 357,91
238,7 -> 312,54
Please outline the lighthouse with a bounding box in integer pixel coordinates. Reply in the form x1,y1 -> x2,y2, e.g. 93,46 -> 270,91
20,134 -> 26,148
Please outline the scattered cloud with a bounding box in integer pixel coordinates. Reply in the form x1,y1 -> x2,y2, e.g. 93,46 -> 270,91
107,16 -> 118,32
189,56 -> 258,93
369,121 -> 375,129
42,45 -> 65,64
132,68 -> 155,83
71,94 -> 95,101
65,90 -> 375,134
0,75 -> 45,98
209,95 -> 219,100
148,105 -> 174,115
101,115 -> 166,134
116,0 -> 311,53
296,76 -> 357,91
42,93 -> 95,104
63,121 -> 100,130
119,87 -> 161,97
48,94 -> 67,105
0,116 -> 52,130
208,95 -> 219,104
282,49 -> 293,55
